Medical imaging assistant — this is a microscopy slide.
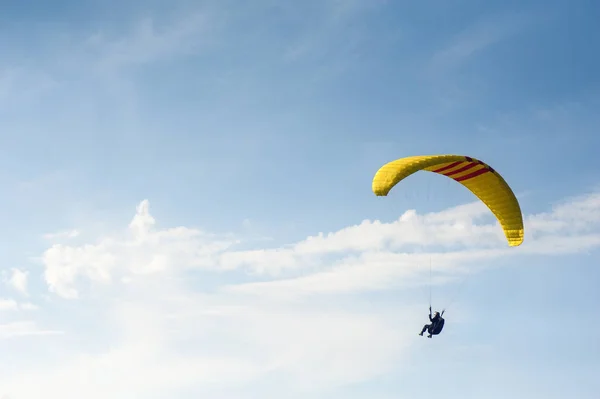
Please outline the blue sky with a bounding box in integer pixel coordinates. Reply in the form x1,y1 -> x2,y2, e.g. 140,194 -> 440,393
0,0 -> 599,398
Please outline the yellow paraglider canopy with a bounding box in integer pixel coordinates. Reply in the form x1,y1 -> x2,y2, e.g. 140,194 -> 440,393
372,154 -> 524,246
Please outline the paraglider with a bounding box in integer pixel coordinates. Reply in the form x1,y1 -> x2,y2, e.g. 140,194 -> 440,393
372,154 -> 524,339
372,154 -> 524,246
419,307 -> 445,338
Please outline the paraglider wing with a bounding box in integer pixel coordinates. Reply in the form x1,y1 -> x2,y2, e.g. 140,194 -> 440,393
372,154 -> 524,246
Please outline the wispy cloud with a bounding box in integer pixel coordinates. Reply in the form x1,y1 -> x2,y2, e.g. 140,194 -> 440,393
0,67 -> 58,109
0,321 -> 62,339
279,0 -> 387,85
86,12 -> 214,73
419,10 -> 538,115
0,7 -> 218,112
43,229 -> 80,241
429,12 -> 531,73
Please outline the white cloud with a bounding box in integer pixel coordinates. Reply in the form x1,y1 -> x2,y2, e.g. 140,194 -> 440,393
527,190 -> 600,234
42,199 -> 238,299
0,299 -> 18,311
43,229 -> 80,240
219,193 -> 600,287
40,191 -> 600,300
3,268 -> 29,297
0,284 -> 414,399
18,302 -> 39,311
0,298 -> 39,312
0,321 -> 62,339
2,188 -> 598,398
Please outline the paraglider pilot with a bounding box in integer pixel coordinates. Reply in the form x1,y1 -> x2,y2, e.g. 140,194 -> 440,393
419,306 -> 445,338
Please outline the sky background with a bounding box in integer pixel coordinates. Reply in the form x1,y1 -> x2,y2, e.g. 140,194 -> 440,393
0,0 -> 599,398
